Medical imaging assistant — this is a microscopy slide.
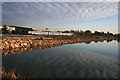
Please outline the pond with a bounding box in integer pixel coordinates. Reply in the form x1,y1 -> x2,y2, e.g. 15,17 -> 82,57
2,40 -> 118,78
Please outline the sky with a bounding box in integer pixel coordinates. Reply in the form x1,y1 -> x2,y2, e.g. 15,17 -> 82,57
2,0 -> 119,2
2,2 -> 118,33
0,1 -> 1,26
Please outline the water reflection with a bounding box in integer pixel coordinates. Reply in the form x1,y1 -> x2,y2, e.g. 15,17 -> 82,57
85,41 -> 91,44
62,40 -> 118,57
94,41 -> 98,43
106,39 -> 113,43
2,39 -> 118,56
117,39 -> 120,43
2,45 -> 60,56
2,40 -> 118,78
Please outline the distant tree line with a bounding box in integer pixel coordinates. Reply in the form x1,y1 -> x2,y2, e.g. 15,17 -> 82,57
61,30 -> 119,37
2,25 -> 120,38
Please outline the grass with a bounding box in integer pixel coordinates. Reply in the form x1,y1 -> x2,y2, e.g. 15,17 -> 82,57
2,70 -> 21,79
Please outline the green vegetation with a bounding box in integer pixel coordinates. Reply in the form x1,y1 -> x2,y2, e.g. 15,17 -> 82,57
63,29 -> 119,38
2,25 -> 119,38
2,25 -> 10,34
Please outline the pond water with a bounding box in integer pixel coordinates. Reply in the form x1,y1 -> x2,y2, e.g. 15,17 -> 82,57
2,40 -> 118,78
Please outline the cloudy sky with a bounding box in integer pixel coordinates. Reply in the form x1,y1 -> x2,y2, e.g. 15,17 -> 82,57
0,1 -> 1,25
2,2 -> 118,33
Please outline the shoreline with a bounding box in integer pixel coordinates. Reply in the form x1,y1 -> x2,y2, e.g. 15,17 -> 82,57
2,36 -> 119,78
2,36 -> 118,56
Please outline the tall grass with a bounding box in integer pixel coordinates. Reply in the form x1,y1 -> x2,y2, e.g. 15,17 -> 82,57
2,70 -> 20,79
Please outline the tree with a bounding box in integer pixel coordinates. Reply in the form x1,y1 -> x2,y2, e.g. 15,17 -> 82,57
85,30 -> 91,36
63,30 -> 70,33
85,30 -> 91,33
76,30 -> 79,34
109,33 -> 113,36
107,31 -> 109,34
45,28 -> 48,30
78,30 -> 84,36
106,31 -> 113,37
70,30 -> 76,34
11,30 -> 15,34
2,25 -> 9,34
15,28 -> 23,34
94,31 -> 100,36
100,31 -> 105,36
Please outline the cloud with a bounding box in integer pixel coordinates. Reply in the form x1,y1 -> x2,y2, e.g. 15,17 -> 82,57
2,0 -> 120,2
2,2 -> 118,27
0,1 -> 1,25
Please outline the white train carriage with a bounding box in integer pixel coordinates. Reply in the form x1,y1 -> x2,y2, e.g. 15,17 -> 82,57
28,31 -> 73,36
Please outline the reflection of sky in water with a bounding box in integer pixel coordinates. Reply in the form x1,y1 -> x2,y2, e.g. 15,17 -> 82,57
59,40 -> 118,58
2,41 -> 118,78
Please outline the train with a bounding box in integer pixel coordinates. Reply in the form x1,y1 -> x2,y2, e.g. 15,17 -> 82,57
28,31 -> 73,36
